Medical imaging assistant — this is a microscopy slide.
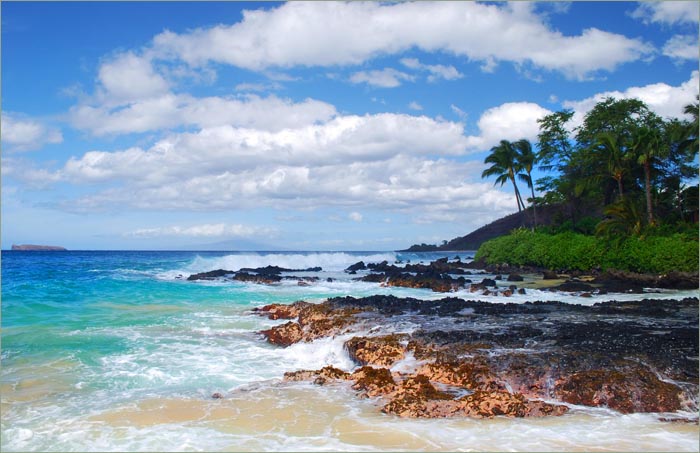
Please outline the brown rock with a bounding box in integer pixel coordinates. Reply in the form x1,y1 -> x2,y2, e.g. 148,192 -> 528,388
351,366 -> 397,397
345,335 -> 407,367
382,374 -> 453,417
260,321 -> 303,347
284,365 -> 350,382
554,368 -> 682,413
255,301 -> 311,320
417,360 -> 504,392
456,390 -> 567,418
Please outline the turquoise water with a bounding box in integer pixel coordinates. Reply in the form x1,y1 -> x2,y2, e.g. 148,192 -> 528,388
2,250 -> 698,452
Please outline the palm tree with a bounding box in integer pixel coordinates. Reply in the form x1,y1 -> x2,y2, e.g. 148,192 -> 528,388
514,138 -> 537,226
631,126 -> 663,225
482,140 -> 525,212
594,132 -> 629,200
681,98 -> 699,155
595,197 -> 644,239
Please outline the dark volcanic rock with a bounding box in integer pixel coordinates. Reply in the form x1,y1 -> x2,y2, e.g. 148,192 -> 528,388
550,281 -> 597,293
240,265 -> 322,275
233,272 -> 282,284
345,261 -> 367,273
593,270 -> 699,292
542,270 -> 560,280
187,269 -> 234,281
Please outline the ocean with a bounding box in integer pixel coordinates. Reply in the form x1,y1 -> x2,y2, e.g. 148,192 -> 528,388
1,250 -> 698,452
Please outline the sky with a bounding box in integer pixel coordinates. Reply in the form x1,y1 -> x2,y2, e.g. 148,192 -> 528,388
1,1 -> 698,251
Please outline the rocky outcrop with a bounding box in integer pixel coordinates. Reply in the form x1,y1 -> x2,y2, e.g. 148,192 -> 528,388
253,301 -> 311,320
593,269 -> 699,291
255,294 -> 698,419
554,368 -> 683,413
345,334 -> 407,367
260,322 -> 303,347
188,265 -> 322,285
284,365 -> 351,384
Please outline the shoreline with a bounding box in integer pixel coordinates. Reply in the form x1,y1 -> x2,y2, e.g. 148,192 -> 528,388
250,293 -> 698,421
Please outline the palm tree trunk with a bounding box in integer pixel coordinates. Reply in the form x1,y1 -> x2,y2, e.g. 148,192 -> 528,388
510,177 -> 523,212
644,160 -> 654,225
529,178 -> 537,227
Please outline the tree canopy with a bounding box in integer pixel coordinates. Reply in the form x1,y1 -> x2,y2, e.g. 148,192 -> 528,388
481,96 -> 699,237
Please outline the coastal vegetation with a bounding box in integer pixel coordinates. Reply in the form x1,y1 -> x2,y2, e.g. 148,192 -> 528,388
474,227 -> 698,273
474,96 -> 699,273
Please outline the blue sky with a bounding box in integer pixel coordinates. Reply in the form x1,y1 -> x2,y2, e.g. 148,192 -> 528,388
2,1 -> 698,251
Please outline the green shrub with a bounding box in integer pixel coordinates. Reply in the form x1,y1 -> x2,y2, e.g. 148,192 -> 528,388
475,230 -> 699,273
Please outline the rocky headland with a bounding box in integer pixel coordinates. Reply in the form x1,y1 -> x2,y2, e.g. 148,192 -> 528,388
250,294 -> 698,420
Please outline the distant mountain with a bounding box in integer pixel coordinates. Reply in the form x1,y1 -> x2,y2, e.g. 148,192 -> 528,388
400,205 -> 569,252
11,244 -> 67,251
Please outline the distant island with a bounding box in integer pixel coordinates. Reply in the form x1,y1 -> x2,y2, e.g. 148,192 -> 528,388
11,244 -> 67,251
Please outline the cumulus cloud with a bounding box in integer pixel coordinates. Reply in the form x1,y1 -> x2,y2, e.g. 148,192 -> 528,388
663,34 -> 699,61
69,93 -> 337,135
61,154 -> 515,223
349,68 -> 414,88
563,70 -> 700,126
60,113 -> 470,184
38,108 -> 518,221
1,113 -> 63,152
125,223 -> 275,238
408,101 -> 423,111
150,1 -> 652,80
465,102 -> 552,150
630,2 -> 699,25
97,52 -> 170,104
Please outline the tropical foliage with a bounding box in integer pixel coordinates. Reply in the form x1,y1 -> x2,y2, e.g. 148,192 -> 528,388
478,95 -> 699,272
481,96 -> 698,233
475,228 -> 698,273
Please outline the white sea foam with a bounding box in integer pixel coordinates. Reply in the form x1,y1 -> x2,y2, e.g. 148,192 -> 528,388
184,252 -> 398,274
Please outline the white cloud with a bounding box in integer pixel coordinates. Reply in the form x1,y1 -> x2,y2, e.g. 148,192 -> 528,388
69,94 -> 337,135
349,68 -> 414,88
408,101 -> 423,111
41,109 -> 519,221
563,70 -> 700,125
465,102 -> 552,150
60,113 -> 470,185
663,34 -> 699,61
348,212 -> 363,222
150,1 -> 652,80
400,57 -> 463,82
97,52 -> 170,103
125,223 -> 275,238
630,2 -> 699,25
60,155 -> 515,223
1,113 -> 63,152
